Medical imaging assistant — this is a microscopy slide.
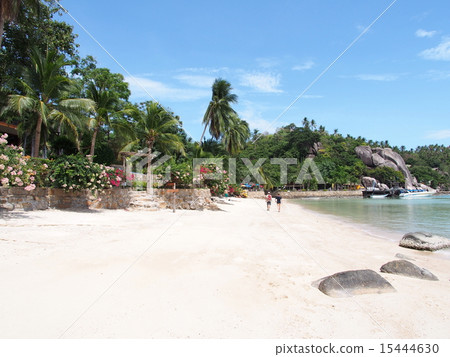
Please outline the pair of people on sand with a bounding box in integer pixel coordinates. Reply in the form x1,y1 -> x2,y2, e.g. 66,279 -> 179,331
266,192 -> 281,212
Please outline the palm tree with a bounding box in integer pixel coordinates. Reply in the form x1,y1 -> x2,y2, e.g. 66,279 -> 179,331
86,80 -> 130,158
6,48 -> 95,156
0,0 -> 39,47
200,78 -> 237,144
133,101 -> 185,194
222,114 -> 250,155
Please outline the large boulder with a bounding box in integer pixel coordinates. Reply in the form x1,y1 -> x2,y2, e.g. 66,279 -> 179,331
399,232 -> 450,251
361,176 -> 377,189
380,260 -> 438,281
355,146 -> 416,189
355,146 -> 373,166
318,269 -> 396,298
372,153 -> 385,166
380,160 -> 399,171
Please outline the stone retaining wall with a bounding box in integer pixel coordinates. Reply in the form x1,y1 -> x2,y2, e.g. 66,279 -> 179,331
154,188 -> 218,210
0,187 -> 131,211
247,190 -> 363,199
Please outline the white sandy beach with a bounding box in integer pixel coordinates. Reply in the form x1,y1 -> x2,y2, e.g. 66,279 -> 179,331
0,198 -> 449,339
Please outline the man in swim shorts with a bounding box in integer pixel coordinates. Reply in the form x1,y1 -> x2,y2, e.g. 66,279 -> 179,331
275,192 -> 282,212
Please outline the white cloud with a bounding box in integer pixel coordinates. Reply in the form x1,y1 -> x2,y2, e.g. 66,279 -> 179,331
425,129 -> 450,140
239,105 -> 275,133
424,70 -> 450,80
354,74 -> 399,81
125,76 -> 209,102
238,101 -> 287,134
292,60 -> 315,71
415,29 -> 437,38
256,57 -> 279,69
419,38 -> 450,61
174,74 -> 215,88
240,72 -> 283,93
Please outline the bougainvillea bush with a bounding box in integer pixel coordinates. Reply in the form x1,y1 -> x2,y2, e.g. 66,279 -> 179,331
194,163 -> 230,195
107,168 -> 125,187
0,133 -> 36,191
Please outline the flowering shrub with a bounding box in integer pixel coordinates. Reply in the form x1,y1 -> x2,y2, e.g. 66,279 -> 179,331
27,157 -> 51,188
195,163 -> 230,195
107,168 -> 125,187
154,160 -> 192,188
227,184 -> 243,197
48,155 -> 112,192
0,133 -> 36,191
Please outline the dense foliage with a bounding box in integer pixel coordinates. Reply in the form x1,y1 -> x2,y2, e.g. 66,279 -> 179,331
398,145 -> 450,189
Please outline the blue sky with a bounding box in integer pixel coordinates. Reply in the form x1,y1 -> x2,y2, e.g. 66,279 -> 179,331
59,0 -> 450,149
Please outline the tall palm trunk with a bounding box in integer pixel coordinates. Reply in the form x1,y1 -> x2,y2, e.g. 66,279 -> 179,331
199,123 -> 208,147
0,18 -> 5,48
33,113 -> 43,157
146,141 -> 154,195
90,125 -> 100,157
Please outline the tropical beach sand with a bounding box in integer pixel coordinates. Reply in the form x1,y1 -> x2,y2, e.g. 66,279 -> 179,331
0,199 -> 449,339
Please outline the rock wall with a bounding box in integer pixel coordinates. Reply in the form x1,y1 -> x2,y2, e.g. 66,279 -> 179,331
0,187 -> 131,211
154,188 -> 218,210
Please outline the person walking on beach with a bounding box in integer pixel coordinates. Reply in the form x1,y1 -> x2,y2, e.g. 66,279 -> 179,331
275,192 -> 282,212
266,192 -> 272,211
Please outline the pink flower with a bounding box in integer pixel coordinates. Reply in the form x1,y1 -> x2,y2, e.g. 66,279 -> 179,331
24,184 -> 36,191
0,133 -> 8,145
1,177 -> 9,185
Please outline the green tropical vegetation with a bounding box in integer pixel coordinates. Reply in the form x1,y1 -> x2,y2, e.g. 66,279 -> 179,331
1,0 -> 449,195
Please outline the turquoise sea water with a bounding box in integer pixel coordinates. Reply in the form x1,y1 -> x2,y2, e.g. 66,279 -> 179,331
294,195 -> 450,239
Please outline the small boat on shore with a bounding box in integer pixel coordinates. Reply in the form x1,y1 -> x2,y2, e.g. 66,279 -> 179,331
363,188 -> 436,199
362,189 -> 393,198
395,189 -> 435,198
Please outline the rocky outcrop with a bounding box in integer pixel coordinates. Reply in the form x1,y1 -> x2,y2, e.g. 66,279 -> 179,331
361,176 -> 377,189
399,232 -> 450,251
355,146 -> 415,189
317,269 -> 396,298
380,260 -> 438,281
